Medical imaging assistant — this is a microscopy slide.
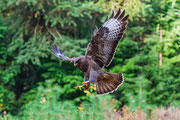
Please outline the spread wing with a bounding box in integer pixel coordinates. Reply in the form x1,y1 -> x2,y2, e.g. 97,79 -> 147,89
51,44 -> 73,62
85,8 -> 129,68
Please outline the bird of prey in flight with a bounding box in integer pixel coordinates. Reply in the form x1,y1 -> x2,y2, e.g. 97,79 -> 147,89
52,8 -> 129,95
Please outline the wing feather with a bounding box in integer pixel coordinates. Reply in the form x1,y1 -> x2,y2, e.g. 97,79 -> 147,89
114,8 -> 121,18
118,10 -> 125,20
86,8 -> 129,68
110,10 -> 114,18
104,16 -> 108,22
51,44 -> 73,62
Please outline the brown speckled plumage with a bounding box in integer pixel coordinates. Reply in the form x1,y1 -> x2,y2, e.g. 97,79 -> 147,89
51,8 -> 129,95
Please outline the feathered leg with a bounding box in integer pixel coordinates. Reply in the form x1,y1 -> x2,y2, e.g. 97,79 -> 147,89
88,69 -> 98,84
82,70 -> 98,89
75,70 -> 98,90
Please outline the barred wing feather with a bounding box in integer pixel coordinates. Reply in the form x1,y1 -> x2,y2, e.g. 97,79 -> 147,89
86,8 -> 129,68
51,44 -> 73,62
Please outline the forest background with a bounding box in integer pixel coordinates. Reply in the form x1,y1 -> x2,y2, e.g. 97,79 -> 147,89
0,0 -> 179,119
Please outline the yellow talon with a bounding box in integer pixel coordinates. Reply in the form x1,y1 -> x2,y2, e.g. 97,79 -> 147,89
74,86 -> 82,90
82,82 -> 89,86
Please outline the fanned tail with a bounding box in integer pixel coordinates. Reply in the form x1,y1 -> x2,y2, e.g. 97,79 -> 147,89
96,72 -> 124,95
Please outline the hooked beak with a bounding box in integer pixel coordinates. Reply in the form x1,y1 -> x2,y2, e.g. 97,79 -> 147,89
74,63 -> 77,67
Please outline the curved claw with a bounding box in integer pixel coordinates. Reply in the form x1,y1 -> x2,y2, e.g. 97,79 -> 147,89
74,86 -> 82,90
82,81 -> 89,86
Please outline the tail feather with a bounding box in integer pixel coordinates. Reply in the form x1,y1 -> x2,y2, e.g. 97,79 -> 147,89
96,73 -> 124,95
102,82 -> 111,93
98,82 -> 104,94
100,82 -> 109,93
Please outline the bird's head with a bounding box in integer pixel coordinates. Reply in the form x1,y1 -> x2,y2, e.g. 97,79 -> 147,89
73,57 -> 89,73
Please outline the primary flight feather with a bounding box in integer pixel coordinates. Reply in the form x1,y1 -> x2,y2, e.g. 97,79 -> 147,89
52,8 -> 129,95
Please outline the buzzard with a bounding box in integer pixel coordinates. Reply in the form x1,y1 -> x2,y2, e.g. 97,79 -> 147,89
52,8 -> 129,95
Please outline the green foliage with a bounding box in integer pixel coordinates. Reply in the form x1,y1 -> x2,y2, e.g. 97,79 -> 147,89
0,0 -> 104,114
0,0 -> 179,118
0,86 -> 15,113
110,0 -> 180,108
0,0 -> 103,65
1,80 -> 114,120
0,17 -> 16,113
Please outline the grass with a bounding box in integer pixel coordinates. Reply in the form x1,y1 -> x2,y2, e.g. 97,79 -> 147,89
1,81 -> 179,120
1,96 -> 180,120
114,106 -> 180,120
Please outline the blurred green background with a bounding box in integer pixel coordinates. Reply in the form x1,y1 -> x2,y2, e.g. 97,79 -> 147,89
0,0 -> 179,119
